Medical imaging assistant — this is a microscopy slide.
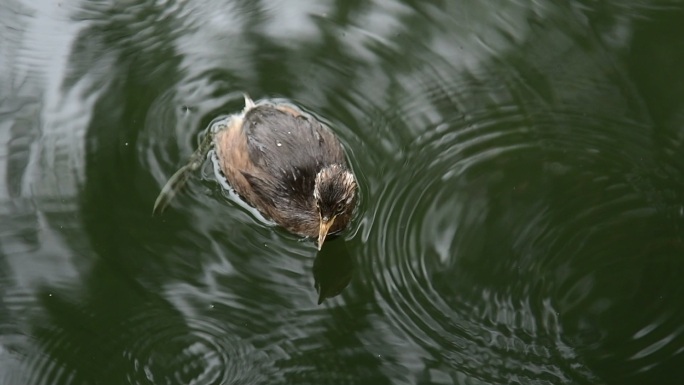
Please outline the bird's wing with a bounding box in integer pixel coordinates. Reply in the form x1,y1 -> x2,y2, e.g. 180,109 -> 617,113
241,171 -> 277,207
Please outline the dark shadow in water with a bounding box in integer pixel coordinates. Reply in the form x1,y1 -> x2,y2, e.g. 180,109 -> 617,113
314,239 -> 353,304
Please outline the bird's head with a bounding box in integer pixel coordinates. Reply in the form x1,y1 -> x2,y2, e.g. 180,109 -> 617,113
313,164 -> 357,250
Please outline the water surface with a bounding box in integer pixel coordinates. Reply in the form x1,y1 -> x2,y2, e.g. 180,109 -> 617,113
2,0 -> 684,384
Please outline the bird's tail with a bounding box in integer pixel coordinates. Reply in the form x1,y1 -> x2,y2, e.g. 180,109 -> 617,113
243,94 -> 256,112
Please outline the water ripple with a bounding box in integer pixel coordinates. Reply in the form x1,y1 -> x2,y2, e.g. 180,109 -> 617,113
347,38 -> 684,380
120,313 -> 239,385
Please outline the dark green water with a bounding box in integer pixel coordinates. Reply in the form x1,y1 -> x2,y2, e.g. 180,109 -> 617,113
2,0 -> 684,384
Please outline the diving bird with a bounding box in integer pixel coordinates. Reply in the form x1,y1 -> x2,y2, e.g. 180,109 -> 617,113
154,96 -> 358,250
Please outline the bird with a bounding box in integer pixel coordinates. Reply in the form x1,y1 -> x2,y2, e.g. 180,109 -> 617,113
154,95 -> 358,250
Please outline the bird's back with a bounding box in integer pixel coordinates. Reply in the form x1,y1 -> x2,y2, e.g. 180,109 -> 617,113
243,106 -> 346,177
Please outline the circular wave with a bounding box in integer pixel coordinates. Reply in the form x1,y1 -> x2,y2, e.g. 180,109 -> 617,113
348,53 -> 684,382
119,311 -> 248,385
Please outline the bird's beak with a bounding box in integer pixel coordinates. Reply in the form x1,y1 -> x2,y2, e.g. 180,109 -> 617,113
318,216 -> 335,250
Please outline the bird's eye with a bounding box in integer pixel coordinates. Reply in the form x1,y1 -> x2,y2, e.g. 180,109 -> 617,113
334,202 -> 345,214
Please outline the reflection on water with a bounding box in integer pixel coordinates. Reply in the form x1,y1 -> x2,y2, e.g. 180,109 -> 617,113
314,241 -> 354,304
2,0 -> 684,384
